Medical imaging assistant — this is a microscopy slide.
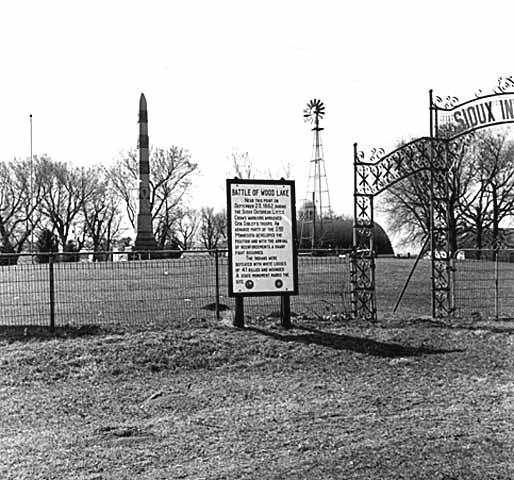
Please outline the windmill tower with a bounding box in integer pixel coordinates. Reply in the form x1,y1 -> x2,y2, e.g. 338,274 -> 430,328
300,98 -> 333,249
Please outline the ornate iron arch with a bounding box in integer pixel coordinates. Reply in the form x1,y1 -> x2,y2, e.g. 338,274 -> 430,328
351,136 -> 452,320
352,77 -> 514,321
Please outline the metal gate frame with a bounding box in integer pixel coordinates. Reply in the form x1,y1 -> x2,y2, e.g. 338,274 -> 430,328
351,78 -> 514,321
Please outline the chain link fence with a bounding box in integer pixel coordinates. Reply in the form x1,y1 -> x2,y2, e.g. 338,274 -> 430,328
0,250 -> 351,329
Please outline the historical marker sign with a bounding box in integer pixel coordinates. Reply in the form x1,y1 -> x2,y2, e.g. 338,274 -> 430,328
227,179 -> 298,296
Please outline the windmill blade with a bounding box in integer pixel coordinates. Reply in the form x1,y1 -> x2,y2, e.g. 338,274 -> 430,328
304,98 -> 325,123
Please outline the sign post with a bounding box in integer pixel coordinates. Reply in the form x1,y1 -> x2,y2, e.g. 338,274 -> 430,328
227,178 -> 299,328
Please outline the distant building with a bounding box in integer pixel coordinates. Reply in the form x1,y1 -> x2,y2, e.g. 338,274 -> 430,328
297,215 -> 394,254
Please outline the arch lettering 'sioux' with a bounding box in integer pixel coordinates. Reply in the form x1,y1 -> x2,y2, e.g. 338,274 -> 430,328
351,77 -> 514,321
437,93 -> 514,138
435,76 -> 514,139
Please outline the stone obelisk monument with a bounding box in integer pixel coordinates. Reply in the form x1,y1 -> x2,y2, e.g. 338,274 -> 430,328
134,93 -> 158,252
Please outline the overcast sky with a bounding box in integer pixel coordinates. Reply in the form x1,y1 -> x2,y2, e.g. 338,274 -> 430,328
2,0 -> 514,225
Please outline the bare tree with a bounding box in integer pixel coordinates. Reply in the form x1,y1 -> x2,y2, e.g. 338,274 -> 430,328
380,130 -> 514,253
199,207 -> 226,250
459,142 -> 494,251
379,168 -> 432,247
82,168 -> 124,253
173,208 -> 199,250
107,152 -> 138,228
38,160 -> 96,248
228,150 -> 255,179
264,161 -> 293,180
107,147 -> 198,242
228,149 -> 292,180
473,131 -> 514,248
0,156 -> 47,258
445,136 -> 480,253
379,136 -> 476,254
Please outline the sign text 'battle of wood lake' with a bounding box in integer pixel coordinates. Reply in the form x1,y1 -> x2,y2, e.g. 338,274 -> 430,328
227,181 -> 297,295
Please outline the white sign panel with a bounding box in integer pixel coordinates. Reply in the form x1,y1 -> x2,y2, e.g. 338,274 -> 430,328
227,180 -> 298,296
437,92 -> 514,137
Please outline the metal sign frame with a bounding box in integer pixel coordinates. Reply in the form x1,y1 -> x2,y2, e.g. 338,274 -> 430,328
226,178 -> 299,297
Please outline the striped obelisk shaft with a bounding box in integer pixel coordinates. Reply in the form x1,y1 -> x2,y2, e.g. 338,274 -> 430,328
134,93 -> 158,251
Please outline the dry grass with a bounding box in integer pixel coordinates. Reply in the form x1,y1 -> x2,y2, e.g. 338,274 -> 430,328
1,315 -> 514,479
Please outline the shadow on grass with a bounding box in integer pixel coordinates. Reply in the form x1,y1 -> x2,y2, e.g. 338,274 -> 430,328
248,325 -> 464,358
440,323 -> 514,334
405,317 -> 514,334
361,316 -> 514,335
0,325 -> 104,343
462,325 -> 514,334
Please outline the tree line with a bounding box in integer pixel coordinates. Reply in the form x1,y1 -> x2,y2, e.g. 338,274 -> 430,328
0,147 -> 226,262
380,129 -> 514,255
12,130 -> 510,263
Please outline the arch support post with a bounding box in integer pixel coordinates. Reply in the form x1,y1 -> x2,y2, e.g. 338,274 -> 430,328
351,136 -> 453,321
430,139 -> 452,318
351,143 -> 377,320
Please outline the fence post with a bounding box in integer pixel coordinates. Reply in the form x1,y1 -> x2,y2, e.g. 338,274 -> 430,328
49,253 -> 55,331
450,254 -> 456,317
214,249 -> 220,321
494,248 -> 499,321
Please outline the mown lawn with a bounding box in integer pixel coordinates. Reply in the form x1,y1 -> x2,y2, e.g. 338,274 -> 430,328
4,254 -> 514,329
0,256 -> 352,328
1,315 -> 513,479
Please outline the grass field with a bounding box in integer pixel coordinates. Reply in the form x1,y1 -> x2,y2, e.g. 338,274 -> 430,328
1,315 -> 513,479
0,255 -> 438,329
377,256 -> 514,319
2,257 -> 514,478
0,256 -> 352,328
3,255 -> 514,328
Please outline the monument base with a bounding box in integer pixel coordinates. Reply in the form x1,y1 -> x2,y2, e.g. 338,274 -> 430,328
132,231 -> 159,260
134,234 -> 158,250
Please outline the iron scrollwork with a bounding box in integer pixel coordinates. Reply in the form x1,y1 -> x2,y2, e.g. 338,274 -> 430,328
355,138 -> 435,197
352,137 -> 451,320
475,76 -> 514,97
353,78 -> 514,321
434,95 -> 459,109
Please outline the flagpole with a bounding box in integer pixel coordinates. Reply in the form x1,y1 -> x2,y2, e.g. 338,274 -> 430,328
30,114 -> 33,256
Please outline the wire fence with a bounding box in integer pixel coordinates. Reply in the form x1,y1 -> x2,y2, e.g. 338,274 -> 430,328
0,250 -> 351,329
374,256 -> 432,318
453,248 -> 514,320
5,246 -> 506,328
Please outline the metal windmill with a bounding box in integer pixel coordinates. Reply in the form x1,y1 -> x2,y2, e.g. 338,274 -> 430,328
300,98 -> 333,250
